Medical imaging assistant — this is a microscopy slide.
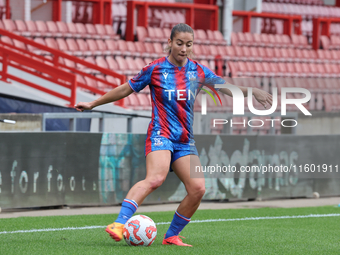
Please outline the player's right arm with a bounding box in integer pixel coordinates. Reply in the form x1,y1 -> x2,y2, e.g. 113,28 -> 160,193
75,82 -> 133,112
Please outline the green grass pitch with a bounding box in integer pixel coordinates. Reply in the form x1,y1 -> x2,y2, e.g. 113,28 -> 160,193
0,206 -> 340,254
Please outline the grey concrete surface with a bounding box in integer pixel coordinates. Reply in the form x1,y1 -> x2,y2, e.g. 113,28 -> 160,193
1,197 -> 339,219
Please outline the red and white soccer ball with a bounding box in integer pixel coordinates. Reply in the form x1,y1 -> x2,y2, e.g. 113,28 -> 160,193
123,215 -> 157,246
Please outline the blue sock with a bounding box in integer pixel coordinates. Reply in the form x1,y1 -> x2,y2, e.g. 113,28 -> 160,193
165,211 -> 191,238
115,199 -> 138,224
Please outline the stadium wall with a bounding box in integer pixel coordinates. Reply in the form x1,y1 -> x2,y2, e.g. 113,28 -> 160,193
0,94 -> 91,131
1,133 -> 340,209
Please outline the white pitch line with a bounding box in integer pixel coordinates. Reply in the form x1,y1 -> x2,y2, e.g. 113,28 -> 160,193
1,213 -> 339,235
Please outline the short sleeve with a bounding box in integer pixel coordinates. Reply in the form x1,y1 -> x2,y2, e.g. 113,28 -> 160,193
128,63 -> 155,93
200,65 -> 225,91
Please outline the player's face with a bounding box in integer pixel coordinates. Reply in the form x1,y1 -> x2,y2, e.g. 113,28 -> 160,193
168,32 -> 193,66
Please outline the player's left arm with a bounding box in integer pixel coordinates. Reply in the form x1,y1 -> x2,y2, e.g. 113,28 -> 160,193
219,86 -> 273,109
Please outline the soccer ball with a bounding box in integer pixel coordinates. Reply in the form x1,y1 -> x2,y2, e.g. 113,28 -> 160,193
123,215 -> 157,246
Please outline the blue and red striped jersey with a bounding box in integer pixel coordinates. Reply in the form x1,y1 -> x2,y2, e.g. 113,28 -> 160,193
128,57 -> 223,144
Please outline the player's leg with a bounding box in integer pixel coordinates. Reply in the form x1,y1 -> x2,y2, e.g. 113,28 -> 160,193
125,149 -> 171,205
106,150 -> 171,241
162,154 -> 205,247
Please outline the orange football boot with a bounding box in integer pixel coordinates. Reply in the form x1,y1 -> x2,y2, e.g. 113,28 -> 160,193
105,222 -> 124,242
162,234 -> 193,247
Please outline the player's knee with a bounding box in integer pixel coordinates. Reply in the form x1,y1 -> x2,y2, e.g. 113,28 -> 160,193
148,175 -> 166,190
189,184 -> 205,200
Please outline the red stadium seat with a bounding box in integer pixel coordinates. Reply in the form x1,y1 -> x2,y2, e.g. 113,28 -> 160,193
63,58 -> 76,69
320,35 -> 330,50
217,45 -> 227,57
25,37 -> 47,55
136,26 -> 148,42
95,56 -> 109,69
25,20 -> 41,37
104,25 -> 120,40
257,47 -> 268,61
85,24 -> 100,39
260,33 -> 272,47
66,22 -> 81,38
65,38 -> 82,56
208,45 -> 218,57
55,21 -> 72,38
105,39 -> 120,56
136,93 -> 152,111
192,44 -> 205,60
135,57 -> 146,70
264,48 -> 275,62
106,56 -> 119,71
117,40 -> 131,56
82,56 -> 98,74
56,38 -> 71,54
95,39 -> 111,55
230,32 -> 238,46
291,34 -> 300,48
277,62 -> 289,77
202,45 -> 215,60
75,23 -> 90,38
206,30 -> 215,43
96,74 -> 110,91
244,33 -> 254,47
12,39 -> 26,51
163,28 -> 171,39
35,20 -> 52,37
234,46 -> 246,61
84,76 -> 98,89
76,39 -> 91,56
46,21 -> 62,37
319,49 -> 330,63
76,75 -> 86,85
154,27 -> 166,42
126,57 -> 139,74
134,41 -> 150,58
145,27 -> 155,41
243,62 -> 254,76
268,34 -> 277,47
253,33 -> 262,47
330,35 -> 340,50
126,93 -> 141,110
236,32 -> 247,46
86,39 -> 102,56
3,19 -> 16,33
225,46 -> 238,60
196,29 -> 209,45
126,41 -> 139,57
0,36 -> 13,47
153,42 -> 166,58
213,30 -> 227,46
144,42 -> 158,59
94,24 -> 109,40
45,38 -> 58,50
273,48 -> 284,62
14,20 -> 30,37
116,56 -> 132,75
286,48 -> 296,62
294,48 -> 304,62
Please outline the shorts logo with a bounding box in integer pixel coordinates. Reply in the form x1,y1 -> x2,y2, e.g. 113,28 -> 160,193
153,138 -> 163,146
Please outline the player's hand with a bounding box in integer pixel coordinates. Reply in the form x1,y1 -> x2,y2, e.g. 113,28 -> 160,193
253,88 -> 273,109
74,102 -> 93,112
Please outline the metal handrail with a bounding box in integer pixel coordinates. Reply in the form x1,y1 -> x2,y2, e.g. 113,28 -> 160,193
42,111 -> 151,132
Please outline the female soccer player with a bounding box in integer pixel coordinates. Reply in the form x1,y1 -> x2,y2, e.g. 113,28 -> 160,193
75,23 -> 272,246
